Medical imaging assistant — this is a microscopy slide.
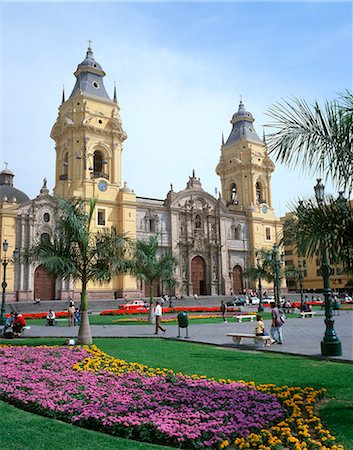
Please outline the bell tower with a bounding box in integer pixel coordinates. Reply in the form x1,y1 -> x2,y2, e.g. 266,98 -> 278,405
51,45 -> 137,296
216,100 -> 282,263
52,45 -> 127,202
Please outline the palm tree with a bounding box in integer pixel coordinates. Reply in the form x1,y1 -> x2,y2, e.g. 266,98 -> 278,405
282,195 -> 353,272
28,198 -> 131,344
132,235 -> 178,322
266,91 -> 353,194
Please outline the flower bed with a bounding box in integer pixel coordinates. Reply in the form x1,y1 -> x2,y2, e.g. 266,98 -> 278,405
0,345 -> 342,449
100,306 -> 241,316
5,311 -> 69,320
112,313 -> 225,324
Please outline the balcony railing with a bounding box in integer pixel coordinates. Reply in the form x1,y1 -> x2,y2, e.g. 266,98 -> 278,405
91,171 -> 109,180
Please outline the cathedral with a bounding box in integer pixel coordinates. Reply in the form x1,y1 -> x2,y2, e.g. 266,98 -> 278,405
0,46 -> 281,302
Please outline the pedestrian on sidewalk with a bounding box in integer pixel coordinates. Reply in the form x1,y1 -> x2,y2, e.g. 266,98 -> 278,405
220,300 -> 228,323
68,302 -> 75,327
270,302 -> 285,344
154,300 -> 166,335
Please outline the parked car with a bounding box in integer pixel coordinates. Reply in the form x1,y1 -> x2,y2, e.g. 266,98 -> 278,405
249,296 -> 260,305
226,297 -> 247,307
119,300 -> 147,310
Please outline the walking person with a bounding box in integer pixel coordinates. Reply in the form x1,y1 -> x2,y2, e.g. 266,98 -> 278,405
68,302 -> 75,327
154,300 -> 166,335
270,302 -> 285,344
220,299 -> 228,323
74,307 -> 81,326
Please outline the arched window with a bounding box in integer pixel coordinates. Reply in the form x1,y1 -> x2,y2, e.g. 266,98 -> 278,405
232,225 -> 240,240
149,218 -> 156,233
94,151 -> 103,173
230,183 -> 238,205
195,214 -> 202,229
59,153 -> 69,180
93,150 -> 108,179
63,153 -> 68,175
256,182 -> 263,204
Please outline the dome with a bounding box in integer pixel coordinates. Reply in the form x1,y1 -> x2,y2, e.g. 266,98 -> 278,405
224,100 -> 262,146
77,47 -> 103,71
69,46 -> 111,101
0,168 -> 29,204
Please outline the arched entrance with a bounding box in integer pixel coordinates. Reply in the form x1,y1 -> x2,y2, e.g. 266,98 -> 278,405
191,256 -> 206,295
232,265 -> 243,295
34,265 -> 56,300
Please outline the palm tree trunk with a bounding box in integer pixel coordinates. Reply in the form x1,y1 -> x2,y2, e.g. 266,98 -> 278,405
76,289 -> 92,345
148,283 -> 155,324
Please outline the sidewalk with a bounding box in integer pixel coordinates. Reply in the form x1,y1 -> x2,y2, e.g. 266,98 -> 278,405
24,309 -> 353,362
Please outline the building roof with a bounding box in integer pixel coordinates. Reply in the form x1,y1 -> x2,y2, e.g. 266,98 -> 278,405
69,46 -> 111,100
0,168 -> 29,204
224,100 -> 262,146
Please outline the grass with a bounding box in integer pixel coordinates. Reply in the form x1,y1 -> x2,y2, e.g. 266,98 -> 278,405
25,311 -> 273,327
0,337 -> 352,449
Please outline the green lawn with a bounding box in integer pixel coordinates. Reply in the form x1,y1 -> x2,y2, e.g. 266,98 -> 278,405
0,337 -> 352,449
25,311 -> 273,327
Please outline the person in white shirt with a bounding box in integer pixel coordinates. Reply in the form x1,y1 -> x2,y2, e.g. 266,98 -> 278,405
154,300 -> 166,335
46,309 -> 56,326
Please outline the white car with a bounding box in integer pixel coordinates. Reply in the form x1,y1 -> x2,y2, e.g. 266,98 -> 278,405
249,296 -> 260,305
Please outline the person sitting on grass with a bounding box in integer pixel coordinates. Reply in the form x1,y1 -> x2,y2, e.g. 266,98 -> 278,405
46,309 -> 56,326
13,313 -> 26,337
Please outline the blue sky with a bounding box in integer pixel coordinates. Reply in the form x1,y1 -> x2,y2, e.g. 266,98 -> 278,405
0,1 -> 352,215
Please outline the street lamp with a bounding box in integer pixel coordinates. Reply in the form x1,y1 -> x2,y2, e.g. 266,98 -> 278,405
314,179 -> 342,356
169,279 -> 173,308
256,253 -> 264,312
272,243 -> 284,308
298,258 -> 306,307
0,241 -> 19,326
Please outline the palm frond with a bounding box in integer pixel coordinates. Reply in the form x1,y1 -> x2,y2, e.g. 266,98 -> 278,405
266,93 -> 353,194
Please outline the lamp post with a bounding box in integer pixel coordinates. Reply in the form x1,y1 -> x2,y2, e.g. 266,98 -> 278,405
270,243 -> 285,308
169,279 -> 173,308
314,179 -> 342,356
0,241 -> 19,326
256,253 -> 264,312
298,259 -> 306,307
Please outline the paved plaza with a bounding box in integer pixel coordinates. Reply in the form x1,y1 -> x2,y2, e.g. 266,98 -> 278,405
17,299 -> 353,362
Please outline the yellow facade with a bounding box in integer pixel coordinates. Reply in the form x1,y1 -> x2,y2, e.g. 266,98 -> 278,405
0,202 -> 18,298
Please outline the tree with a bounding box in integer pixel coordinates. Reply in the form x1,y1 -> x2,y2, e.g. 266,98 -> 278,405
282,195 -> 353,272
132,235 -> 178,322
266,91 -> 353,194
28,198 -> 131,344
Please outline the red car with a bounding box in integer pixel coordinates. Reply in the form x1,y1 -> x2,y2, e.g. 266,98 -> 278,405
118,300 -> 147,311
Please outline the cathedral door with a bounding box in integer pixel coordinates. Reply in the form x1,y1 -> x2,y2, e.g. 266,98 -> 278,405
34,266 -> 56,300
191,256 -> 206,295
232,265 -> 243,295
